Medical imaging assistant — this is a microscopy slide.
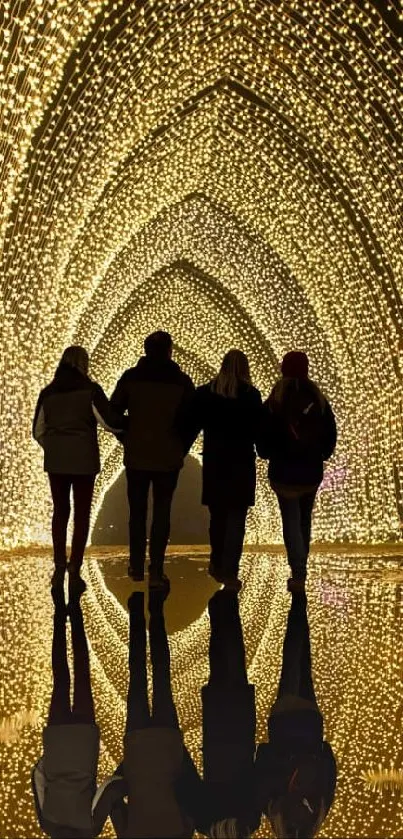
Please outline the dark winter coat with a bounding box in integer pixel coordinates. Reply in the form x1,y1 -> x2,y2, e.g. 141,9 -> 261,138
33,364 -> 124,475
111,357 -> 194,472
258,378 -> 337,489
197,683 -> 261,835
95,731 -> 195,838
179,382 -> 263,507
254,704 -> 337,824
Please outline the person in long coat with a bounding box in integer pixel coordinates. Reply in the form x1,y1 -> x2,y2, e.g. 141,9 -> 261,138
254,592 -> 337,837
196,589 -> 261,838
179,350 -> 263,591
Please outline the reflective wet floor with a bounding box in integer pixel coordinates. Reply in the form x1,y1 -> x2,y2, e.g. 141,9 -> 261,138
1,549 -> 403,838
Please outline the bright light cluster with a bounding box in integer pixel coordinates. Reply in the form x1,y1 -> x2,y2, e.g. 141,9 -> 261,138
1,551 -> 402,837
1,0 -> 403,546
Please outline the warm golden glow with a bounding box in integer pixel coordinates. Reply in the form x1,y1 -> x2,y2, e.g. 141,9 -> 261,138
1,1 -> 402,546
0,549 -> 402,837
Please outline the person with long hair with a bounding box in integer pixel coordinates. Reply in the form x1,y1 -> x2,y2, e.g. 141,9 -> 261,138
32,587 -> 102,838
196,590 -> 260,838
33,346 -> 124,593
179,350 -> 263,591
254,592 -> 337,838
259,351 -> 336,592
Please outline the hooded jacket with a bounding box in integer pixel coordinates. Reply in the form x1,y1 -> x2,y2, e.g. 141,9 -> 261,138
111,357 -> 194,472
259,378 -> 337,488
33,364 -> 123,474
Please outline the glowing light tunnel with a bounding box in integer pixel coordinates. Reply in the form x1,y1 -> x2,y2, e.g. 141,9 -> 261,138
1,0 -> 402,547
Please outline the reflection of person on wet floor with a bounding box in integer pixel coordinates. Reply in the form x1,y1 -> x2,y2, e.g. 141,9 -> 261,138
31,589 -> 100,838
97,591 -> 196,838
197,590 -> 261,838
255,592 -> 337,838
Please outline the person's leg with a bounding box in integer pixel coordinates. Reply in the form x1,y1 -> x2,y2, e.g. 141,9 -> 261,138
125,592 -> 150,733
208,504 -> 226,579
47,596 -> 71,724
69,475 -> 96,572
70,601 -> 96,723
300,489 -> 318,558
277,494 -> 307,581
208,590 -> 249,686
276,592 -> 308,699
297,597 -> 317,702
126,469 -> 151,579
49,474 -> 72,581
149,470 -> 179,579
220,506 -> 248,582
148,592 -> 179,728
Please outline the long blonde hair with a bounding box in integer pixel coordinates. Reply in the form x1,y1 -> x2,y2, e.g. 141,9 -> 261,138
59,345 -> 89,376
209,818 -> 250,838
268,799 -> 327,838
212,349 -> 251,399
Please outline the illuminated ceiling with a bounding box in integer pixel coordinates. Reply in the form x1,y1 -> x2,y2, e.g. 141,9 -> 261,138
1,0 -> 402,546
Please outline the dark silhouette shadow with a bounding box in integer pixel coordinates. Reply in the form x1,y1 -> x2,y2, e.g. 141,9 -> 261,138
255,593 -> 337,838
32,590 -> 100,838
92,455 -> 209,545
96,591 -> 200,837
196,590 -> 260,837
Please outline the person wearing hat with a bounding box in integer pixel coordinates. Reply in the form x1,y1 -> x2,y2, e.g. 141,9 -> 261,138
258,352 -> 336,592
254,591 -> 337,837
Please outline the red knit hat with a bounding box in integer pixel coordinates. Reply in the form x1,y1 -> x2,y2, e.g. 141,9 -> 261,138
281,351 -> 309,378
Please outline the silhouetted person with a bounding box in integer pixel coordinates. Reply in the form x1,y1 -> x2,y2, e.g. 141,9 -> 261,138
179,350 -> 262,591
32,588 -> 102,838
33,345 -> 124,593
196,590 -> 260,838
260,351 -> 336,592
111,331 -> 194,588
96,591 -> 197,837
255,593 -> 337,837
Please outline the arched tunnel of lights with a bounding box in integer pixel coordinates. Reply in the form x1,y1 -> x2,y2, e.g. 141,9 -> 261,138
1,0 -> 402,548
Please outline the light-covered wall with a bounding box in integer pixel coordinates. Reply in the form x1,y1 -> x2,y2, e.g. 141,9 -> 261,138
1,0 -> 402,546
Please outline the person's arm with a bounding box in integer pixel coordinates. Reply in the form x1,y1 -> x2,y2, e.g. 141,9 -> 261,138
254,741 -> 292,817
321,741 -> 337,815
110,373 -> 129,415
250,388 -> 264,450
31,759 -> 48,832
176,385 -> 204,455
322,400 -> 337,460
92,771 -> 128,837
175,746 -> 205,828
32,392 -> 46,447
110,797 -> 129,838
255,396 -> 275,460
92,383 -> 126,434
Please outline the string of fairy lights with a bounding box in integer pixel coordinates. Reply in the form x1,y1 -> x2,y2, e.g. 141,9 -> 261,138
0,0 -> 402,547
1,552 -> 402,837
